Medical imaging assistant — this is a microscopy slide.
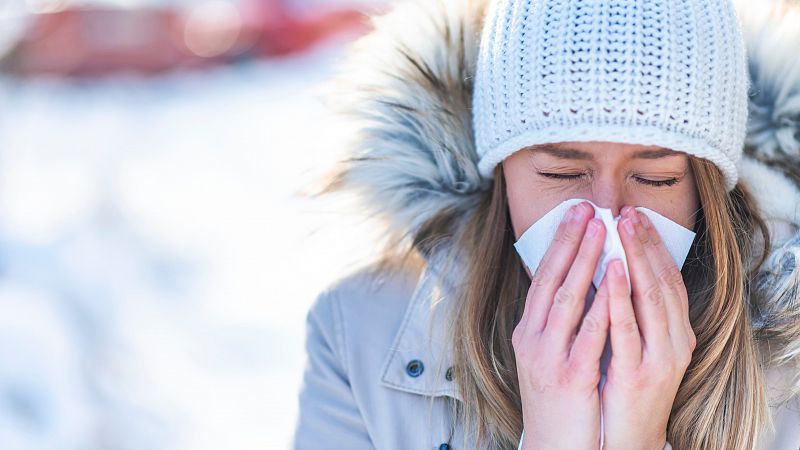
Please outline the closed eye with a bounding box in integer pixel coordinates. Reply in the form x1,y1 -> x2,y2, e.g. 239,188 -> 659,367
538,172 -> 681,187
538,172 -> 586,180
633,176 -> 680,187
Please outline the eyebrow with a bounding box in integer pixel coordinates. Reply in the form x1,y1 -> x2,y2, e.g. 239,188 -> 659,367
528,144 -> 681,160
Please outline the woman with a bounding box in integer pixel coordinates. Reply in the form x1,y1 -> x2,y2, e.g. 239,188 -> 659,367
292,0 -> 800,448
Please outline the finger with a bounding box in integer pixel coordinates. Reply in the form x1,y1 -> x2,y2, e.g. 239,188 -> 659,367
525,201 -> 594,334
521,204 -> 583,335
543,218 -> 606,354
636,211 -> 694,349
569,274 -> 611,374
618,211 -> 670,353
515,212 -> 575,338
607,259 -> 642,368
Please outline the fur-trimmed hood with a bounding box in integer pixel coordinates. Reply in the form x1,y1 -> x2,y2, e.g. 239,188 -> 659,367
318,0 -> 800,393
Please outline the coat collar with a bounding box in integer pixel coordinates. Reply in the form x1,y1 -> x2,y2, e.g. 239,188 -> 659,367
379,245 -> 463,401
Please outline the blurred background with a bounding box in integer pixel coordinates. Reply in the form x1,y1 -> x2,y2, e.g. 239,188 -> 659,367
0,0 -> 389,449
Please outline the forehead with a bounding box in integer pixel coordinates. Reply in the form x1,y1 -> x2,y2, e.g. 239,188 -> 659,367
526,141 -> 685,160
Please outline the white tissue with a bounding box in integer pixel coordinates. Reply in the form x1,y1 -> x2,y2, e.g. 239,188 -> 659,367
513,198 -> 697,293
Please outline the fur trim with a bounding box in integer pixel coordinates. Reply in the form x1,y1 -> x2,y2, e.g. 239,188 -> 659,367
319,0 -> 800,391
739,155 -> 800,243
738,0 -> 800,185
318,0 -> 490,256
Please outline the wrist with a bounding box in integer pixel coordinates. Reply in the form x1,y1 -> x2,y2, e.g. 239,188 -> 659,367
647,433 -> 669,450
604,436 -> 668,450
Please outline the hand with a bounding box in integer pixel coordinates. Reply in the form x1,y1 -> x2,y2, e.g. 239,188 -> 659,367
513,201 -> 611,450
600,207 -> 697,450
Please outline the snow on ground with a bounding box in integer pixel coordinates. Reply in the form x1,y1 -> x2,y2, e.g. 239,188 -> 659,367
0,35 -> 382,450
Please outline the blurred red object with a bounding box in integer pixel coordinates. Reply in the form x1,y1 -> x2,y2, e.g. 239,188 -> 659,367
241,1 -> 372,57
2,0 -> 378,77
4,8 -> 191,76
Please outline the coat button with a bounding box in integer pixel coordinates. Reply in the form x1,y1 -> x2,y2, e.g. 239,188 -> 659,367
405,359 -> 424,377
438,444 -> 450,450
445,366 -> 454,381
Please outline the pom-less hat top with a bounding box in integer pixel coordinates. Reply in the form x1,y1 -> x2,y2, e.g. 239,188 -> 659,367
472,0 -> 749,191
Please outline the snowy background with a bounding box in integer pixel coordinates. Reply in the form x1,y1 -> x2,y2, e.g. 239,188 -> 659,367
0,1 -> 386,449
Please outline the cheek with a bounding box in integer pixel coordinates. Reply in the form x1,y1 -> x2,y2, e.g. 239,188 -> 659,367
682,184 -> 702,231
507,195 -> 576,240
632,185 -> 700,230
505,184 -> 544,239
672,174 -> 701,230
503,172 -> 563,239
504,184 -> 590,240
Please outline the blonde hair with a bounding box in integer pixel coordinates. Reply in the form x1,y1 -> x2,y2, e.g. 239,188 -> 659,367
425,156 -> 774,450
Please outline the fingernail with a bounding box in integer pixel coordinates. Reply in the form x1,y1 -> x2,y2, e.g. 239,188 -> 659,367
639,212 -> 652,229
613,260 -> 625,276
622,218 -> 635,236
585,220 -> 599,239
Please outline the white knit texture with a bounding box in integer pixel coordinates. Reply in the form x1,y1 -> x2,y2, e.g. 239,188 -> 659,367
472,0 -> 750,191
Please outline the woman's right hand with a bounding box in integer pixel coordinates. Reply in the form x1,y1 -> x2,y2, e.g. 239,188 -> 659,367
511,201 -> 611,450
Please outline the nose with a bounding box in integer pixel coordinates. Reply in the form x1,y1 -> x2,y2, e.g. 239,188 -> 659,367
590,181 -> 625,217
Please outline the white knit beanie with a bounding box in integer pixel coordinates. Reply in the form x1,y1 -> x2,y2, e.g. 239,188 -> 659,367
472,0 -> 750,191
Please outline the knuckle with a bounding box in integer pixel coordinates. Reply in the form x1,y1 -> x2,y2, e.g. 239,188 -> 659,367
638,229 -> 651,246
594,286 -> 610,302
553,286 -> 577,306
649,231 -> 663,248
644,284 -> 664,306
555,226 -> 580,245
581,313 -> 602,333
573,245 -> 595,267
532,266 -> 554,288
566,360 -> 599,385
620,317 -> 639,335
630,240 -> 646,258
657,264 -> 683,287
550,367 -> 573,389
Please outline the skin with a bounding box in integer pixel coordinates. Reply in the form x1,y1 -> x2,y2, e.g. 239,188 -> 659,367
505,141 -> 700,450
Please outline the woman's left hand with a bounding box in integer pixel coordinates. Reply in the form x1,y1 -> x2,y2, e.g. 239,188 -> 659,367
600,207 -> 697,450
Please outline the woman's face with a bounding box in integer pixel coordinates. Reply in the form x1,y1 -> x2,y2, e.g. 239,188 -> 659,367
502,141 -> 701,240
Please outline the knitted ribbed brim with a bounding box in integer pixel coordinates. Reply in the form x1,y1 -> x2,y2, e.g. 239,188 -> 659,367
472,0 -> 749,191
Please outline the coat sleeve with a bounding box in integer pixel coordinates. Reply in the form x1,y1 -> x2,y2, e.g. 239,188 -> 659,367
290,289 -> 375,450
516,430 -> 673,449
